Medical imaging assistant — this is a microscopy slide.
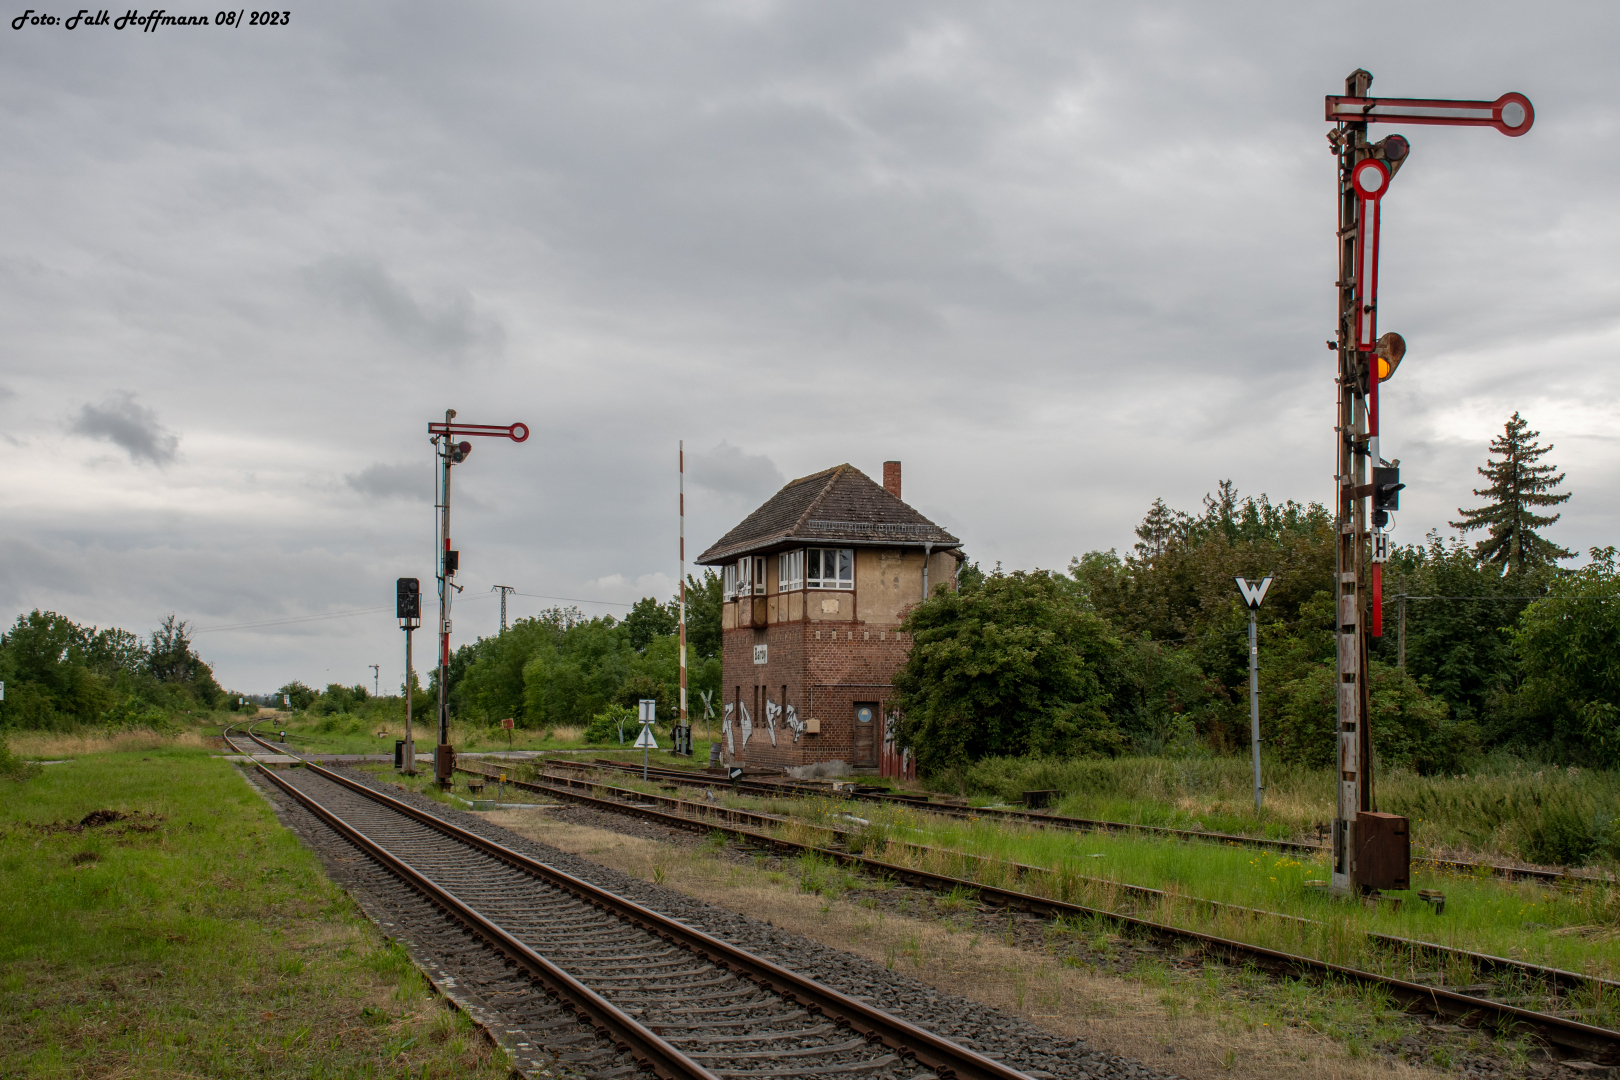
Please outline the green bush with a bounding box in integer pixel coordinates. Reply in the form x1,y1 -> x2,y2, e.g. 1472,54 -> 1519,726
1269,660 -> 1474,775
893,569 -> 1123,774
583,704 -> 636,745
0,731 -> 40,781
1521,806 -> 1598,866
102,694 -> 176,733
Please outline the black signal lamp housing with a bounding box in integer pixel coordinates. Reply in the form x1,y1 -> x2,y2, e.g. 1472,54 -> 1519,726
1372,466 -> 1404,512
396,577 -> 421,622
1374,134 -> 1411,178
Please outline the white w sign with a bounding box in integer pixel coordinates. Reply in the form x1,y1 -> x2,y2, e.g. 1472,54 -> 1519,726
1234,576 -> 1273,610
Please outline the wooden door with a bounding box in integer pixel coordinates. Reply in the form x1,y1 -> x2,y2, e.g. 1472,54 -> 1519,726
853,702 -> 878,767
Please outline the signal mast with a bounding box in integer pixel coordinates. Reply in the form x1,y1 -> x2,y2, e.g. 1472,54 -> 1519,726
426,410 -> 529,787
1325,71 -> 1532,896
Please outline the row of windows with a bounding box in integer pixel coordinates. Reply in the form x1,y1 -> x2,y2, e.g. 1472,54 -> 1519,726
722,547 -> 854,599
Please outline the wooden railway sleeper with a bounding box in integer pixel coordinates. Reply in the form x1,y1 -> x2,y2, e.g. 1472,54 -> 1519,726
507,766 -> 1620,1061
288,761 -> 1040,1080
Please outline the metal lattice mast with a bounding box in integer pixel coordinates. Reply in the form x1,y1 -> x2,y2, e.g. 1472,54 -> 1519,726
493,585 -> 515,633
1332,68 -> 1374,896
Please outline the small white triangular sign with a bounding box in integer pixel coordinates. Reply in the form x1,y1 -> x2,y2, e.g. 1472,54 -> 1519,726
634,725 -> 658,749
1235,576 -> 1273,610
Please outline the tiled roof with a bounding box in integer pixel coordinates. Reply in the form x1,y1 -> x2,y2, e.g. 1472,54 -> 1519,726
696,464 -> 960,564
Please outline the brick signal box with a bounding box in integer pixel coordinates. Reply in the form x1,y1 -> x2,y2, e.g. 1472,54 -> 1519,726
696,462 -> 961,775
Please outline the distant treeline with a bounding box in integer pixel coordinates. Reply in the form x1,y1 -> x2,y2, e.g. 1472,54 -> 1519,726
0,611 -> 242,730
432,572 -> 724,733
894,482 -> 1620,775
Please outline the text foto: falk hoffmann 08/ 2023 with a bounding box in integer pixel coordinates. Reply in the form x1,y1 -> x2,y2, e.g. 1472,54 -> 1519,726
12,9 -> 290,30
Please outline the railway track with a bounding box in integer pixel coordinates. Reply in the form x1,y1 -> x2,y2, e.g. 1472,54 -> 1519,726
551,757 -> 1590,886
470,760 -> 1620,1064
492,763 -> 1620,995
246,749 -> 1044,1079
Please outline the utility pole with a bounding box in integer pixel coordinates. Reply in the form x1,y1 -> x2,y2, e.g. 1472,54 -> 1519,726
493,585 -> 515,634
1236,576 -> 1272,813
427,412 -> 529,788
368,664 -> 379,697
1324,72 -> 1532,896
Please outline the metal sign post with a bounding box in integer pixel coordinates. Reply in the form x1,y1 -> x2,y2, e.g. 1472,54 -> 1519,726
1324,70 -> 1532,897
1235,576 -> 1273,813
426,411 -> 529,789
636,698 -> 659,780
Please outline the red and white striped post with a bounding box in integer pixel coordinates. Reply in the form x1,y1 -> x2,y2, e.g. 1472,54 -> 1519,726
678,442 -> 688,753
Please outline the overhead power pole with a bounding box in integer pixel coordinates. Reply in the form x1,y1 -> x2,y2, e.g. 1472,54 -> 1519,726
1324,71 -> 1532,896
368,664 -> 380,697
493,584 -> 516,633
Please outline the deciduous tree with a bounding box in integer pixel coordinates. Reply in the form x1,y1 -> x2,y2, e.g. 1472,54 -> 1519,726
892,569 -> 1123,773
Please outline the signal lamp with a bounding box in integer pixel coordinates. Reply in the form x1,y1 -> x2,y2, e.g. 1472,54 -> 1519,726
396,577 -> 421,623
1375,332 -> 1405,381
1373,134 -> 1411,179
450,440 -> 472,463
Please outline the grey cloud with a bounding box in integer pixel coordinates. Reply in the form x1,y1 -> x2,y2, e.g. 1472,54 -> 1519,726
691,441 -> 786,503
0,384 -> 14,401
5,2 -> 1620,693
301,256 -> 502,357
69,392 -> 178,466
347,462 -> 425,500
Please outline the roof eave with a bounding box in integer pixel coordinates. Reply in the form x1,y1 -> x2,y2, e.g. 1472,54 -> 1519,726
696,534 -> 961,565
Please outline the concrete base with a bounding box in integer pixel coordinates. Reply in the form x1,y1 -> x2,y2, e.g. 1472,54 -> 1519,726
784,759 -> 852,780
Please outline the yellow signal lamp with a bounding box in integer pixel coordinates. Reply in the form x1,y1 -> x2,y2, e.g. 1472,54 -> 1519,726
1375,332 -> 1406,382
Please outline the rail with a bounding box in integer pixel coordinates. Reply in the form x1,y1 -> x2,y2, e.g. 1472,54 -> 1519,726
477,761 -> 1620,1059
252,748 -> 1037,1080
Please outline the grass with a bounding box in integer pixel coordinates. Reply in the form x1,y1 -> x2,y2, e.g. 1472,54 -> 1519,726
0,744 -> 510,1078
250,711 -> 719,765
544,762 -> 1620,992
485,806 -> 1475,1080
6,727 -> 214,759
942,753 -> 1620,869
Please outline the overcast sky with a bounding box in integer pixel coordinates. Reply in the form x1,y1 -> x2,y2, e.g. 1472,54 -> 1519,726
3,2 -> 1617,694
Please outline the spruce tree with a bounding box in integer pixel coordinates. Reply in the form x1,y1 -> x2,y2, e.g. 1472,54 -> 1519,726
1450,412 -> 1573,574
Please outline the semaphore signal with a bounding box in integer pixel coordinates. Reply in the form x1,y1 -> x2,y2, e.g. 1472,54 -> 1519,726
1324,69 -> 1533,899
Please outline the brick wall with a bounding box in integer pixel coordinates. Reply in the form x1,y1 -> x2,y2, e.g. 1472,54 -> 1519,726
720,621 -> 911,771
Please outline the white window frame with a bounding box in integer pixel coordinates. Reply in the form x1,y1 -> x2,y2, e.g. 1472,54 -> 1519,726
778,549 -> 803,592
736,555 -> 766,597
806,547 -> 854,590
722,563 -> 738,600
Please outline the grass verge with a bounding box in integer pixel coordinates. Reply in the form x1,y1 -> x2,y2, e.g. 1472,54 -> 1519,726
536,764 -> 1620,988
0,746 -> 510,1079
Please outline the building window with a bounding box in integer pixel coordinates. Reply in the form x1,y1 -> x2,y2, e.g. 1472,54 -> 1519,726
722,563 -> 738,600
733,555 -> 766,596
806,547 -> 853,590
779,550 -> 803,591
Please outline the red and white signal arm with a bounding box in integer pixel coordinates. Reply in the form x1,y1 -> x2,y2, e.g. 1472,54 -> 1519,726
1351,158 -> 1391,352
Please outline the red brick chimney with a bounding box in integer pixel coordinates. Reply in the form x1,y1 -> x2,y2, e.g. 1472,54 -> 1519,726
883,461 -> 901,500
